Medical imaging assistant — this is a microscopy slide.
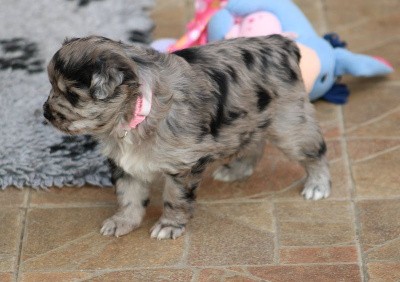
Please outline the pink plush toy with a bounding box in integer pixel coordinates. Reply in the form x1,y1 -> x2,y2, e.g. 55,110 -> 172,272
225,11 -> 282,39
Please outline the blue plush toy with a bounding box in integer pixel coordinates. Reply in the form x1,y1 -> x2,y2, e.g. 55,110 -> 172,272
207,0 -> 394,103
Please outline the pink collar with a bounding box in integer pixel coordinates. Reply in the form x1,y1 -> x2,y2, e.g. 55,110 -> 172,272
129,82 -> 152,128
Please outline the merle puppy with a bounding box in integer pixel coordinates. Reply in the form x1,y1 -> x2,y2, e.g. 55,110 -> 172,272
43,35 -> 331,239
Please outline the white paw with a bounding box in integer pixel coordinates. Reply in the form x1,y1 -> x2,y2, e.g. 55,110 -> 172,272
301,180 -> 331,200
100,216 -> 138,237
150,221 -> 185,240
212,165 -> 253,182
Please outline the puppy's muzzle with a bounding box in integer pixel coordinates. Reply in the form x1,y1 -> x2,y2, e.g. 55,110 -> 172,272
43,101 -> 55,122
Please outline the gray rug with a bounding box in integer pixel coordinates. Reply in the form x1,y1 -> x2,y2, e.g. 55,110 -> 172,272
0,0 -> 155,189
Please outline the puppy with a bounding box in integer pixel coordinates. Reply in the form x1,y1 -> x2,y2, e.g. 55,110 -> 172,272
44,35 -> 331,239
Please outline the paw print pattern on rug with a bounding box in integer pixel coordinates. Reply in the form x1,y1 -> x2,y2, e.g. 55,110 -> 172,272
0,38 -> 44,74
49,135 -> 99,160
66,0 -> 104,7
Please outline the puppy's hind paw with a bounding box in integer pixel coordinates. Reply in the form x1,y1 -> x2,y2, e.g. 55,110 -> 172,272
301,180 -> 331,200
150,221 -> 185,240
100,216 -> 138,237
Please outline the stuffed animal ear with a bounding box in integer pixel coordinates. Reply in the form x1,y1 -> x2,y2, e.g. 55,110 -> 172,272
89,59 -> 125,100
334,48 -> 394,77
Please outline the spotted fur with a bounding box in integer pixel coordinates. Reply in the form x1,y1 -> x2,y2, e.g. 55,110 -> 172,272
44,35 -> 331,239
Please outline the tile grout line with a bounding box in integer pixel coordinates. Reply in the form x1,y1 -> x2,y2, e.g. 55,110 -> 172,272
352,144 -> 400,164
345,105 -> 400,134
21,261 -> 361,273
28,202 -> 116,209
318,0 -> 329,34
339,105 -> 366,282
178,226 -> 191,267
271,202 -> 280,265
355,196 -> 400,201
363,236 -> 400,256
346,136 -> 400,141
19,232 -> 98,266
14,189 -> 31,282
355,32 -> 400,53
190,268 -> 201,282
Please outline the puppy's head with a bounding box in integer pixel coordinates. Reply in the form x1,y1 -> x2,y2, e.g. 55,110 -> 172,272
43,36 -> 139,135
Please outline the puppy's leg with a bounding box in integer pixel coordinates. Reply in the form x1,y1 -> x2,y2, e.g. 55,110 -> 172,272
271,102 -> 331,200
213,139 -> 265,182
101,173 -> 150,237
150,172 -> 202,240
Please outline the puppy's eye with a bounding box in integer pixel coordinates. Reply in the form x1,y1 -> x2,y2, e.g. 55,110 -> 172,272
320,73 -> 327,83
64,89 -> 80,107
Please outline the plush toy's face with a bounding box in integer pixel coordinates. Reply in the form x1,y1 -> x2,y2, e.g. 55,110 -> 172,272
305,40 -> 338,101
309,61 -> 336,101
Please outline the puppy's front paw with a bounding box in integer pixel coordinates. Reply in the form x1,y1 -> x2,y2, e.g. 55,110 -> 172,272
150,220 -> 185,240
100,216 -> 139,237
301,179 -> 331,200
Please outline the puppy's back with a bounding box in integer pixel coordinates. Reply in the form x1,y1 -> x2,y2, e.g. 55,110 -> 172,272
172,35 -> 301,83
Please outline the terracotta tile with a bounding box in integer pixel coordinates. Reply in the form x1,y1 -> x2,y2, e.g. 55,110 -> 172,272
348,111 -> 400,138
367,238 -> 400,262
327,10 -> 400,52
199,145 -> 304,201
198,268 -> 258,282
188,204 -> 275,266
0,188 -> 28,207
224,276 -> 259,282
276,201 -> 355,246
21,207 -> 185,271
352,147 -> 400,198
77,215 -> 185,269
343,82 -> 400,131
357,200 -> 400,251
0,255 -> 14,274
325,0 -> 400,30
0,273 -> 13,282
151,0 -> 192,39
326,140 -> 342,162
364,38 -> 400,81
367,262 -> 400,282
201,202 -> 274,233
0,208 -> 23,272
89,269 -> 193,282
294,0 -> 327,34
22,207 -> 114,263
247,264 -> 361,282
313,94 -> 342,122
280,246 -> 358,264
322,125 -> 342,140
274,158 -> 351,200
198,269 -> 226,282
347,139 -> 400,162
20,272 -> 92,282
328,158 -> 352,199
183,0 -> 195,24
30,186 -> 116,207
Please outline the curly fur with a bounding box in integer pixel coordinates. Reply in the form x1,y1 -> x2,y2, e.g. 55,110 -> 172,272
44,35 -> 331,239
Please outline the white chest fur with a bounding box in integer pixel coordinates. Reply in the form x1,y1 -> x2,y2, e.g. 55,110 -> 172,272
104,137 -> 159,182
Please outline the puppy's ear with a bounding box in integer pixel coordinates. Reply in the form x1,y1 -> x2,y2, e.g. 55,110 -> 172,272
63,37 -> 80,45
89,58 -> 125,100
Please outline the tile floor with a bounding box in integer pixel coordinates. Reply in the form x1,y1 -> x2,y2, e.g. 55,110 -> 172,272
1,0 -> 400,281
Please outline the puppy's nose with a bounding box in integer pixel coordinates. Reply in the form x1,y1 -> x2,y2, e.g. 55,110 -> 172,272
43,101 -> 55,121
